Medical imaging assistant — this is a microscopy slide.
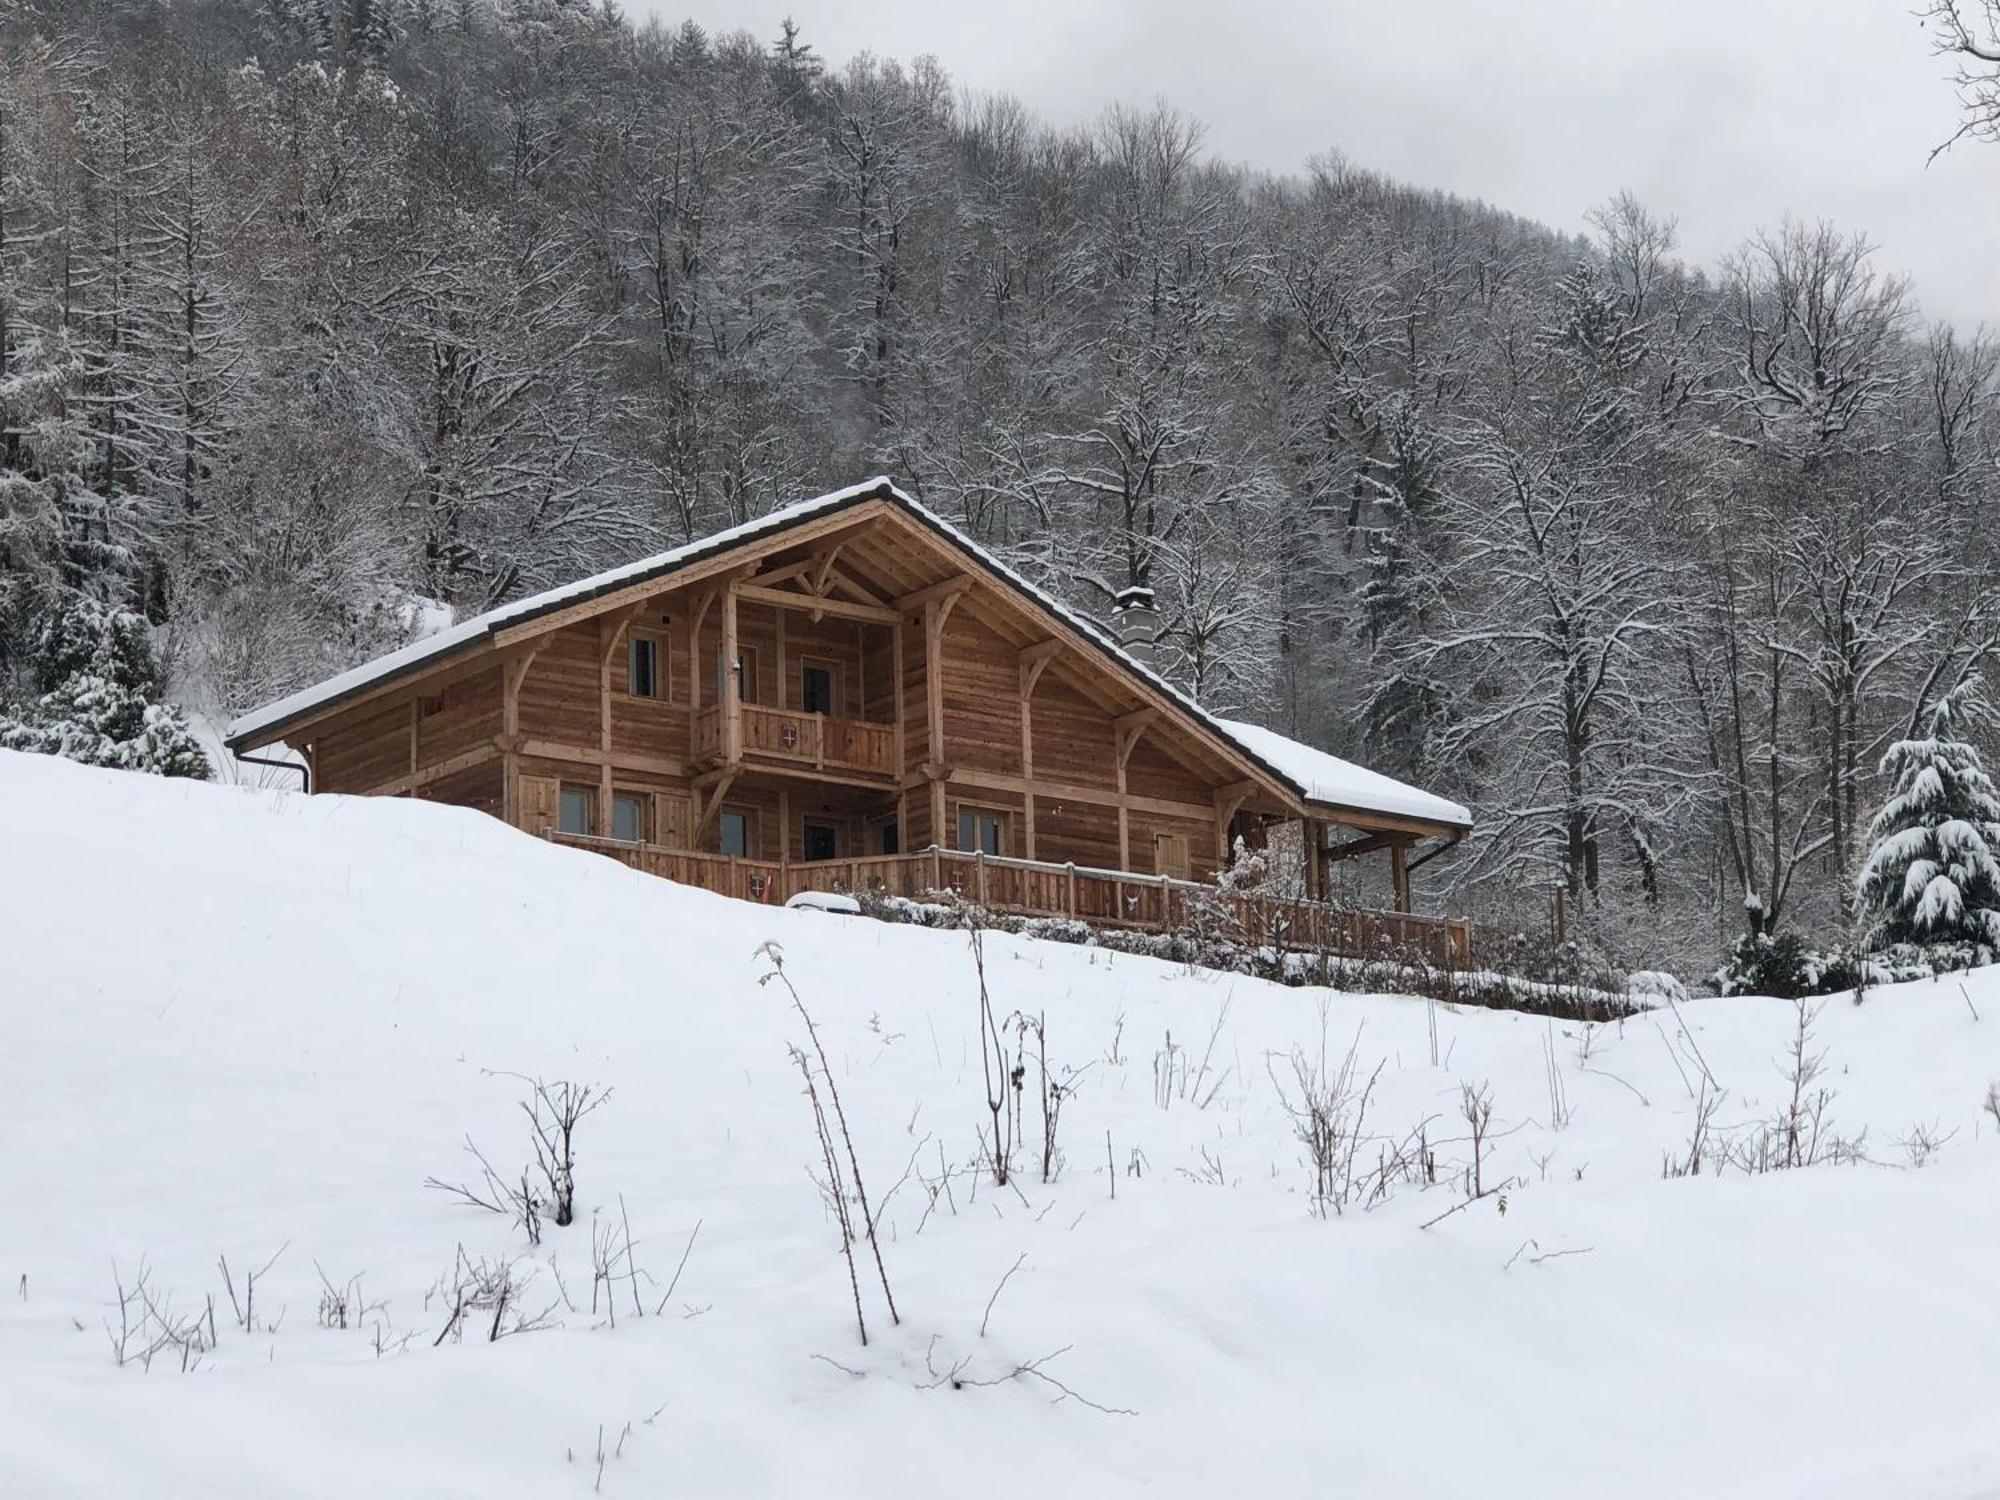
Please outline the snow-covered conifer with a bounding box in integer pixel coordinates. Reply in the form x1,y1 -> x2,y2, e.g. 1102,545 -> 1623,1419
1855,686 -> 2000,958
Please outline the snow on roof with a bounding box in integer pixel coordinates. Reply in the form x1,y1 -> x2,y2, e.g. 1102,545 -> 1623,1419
227,476 -> 1470,834
1212,717 -> 1472,831
225,478 -> 890,746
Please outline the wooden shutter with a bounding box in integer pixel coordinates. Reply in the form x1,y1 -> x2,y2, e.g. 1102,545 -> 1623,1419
519,775 -> 561,836
653,791 -> 692,849
1155,832 -> 1191,881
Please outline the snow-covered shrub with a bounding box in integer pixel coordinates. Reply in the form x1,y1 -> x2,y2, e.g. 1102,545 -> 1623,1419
1856,686 -> 2000,962
1624,970 -> 1689,1009
1715,932 -> 1861,999
0,596 -> 208,779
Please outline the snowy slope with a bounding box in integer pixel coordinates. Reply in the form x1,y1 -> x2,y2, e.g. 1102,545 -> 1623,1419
3,749 -> 2000,1499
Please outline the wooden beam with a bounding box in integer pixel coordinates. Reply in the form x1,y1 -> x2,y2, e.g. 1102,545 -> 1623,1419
693,768 -> 742,844
598,603 -> 643,817
1019,653 -> 1041,861
1390,837 -> 1412,914
1019,638 -> 1061,696
892,616 -> 907,780
736,583 -> 900,626
1327,830 -> 1399,862
1213,780 -> 1256,865
371,741 -> 501,800
810,543 -> 844,599
1115,707 -> 1157,770
490,503 -> 887,648
923,598 -> 947,781
514,739 -> 687,779
826,568 -> 889,608
896,575 -> 973,615
721,583 -> 742,763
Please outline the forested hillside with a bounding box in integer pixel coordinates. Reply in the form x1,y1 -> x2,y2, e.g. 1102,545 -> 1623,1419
1,0 -> 1995,969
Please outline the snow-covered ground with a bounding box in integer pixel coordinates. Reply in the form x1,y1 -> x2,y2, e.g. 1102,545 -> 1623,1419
4,748 -> 2000,1499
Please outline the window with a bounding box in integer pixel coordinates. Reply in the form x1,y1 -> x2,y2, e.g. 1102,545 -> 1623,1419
719,808 -> 750,858
627,634 -> 662,699
803,821 -> 838,862
801,661 -> 836,716
558,784 -> 596,837
714,645 -> 759,705
957,806 -> 1005,856
879,821 -> 900,856
611,791 -> 649,843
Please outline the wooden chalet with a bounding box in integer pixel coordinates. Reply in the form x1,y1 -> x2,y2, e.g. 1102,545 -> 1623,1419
226,479 -> 1473,960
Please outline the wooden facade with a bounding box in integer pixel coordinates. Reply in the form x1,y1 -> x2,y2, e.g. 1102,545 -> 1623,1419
228,481 -> 1470,960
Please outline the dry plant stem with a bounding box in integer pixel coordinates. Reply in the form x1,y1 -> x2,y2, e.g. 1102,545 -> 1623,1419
765,949 -> 899,1329
794,1045 -> 869,1346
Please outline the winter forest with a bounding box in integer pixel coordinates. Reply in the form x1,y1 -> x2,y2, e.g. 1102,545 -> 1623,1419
2,0 -> 1998,979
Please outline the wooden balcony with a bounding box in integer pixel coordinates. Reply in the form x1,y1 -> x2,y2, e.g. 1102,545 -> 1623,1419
693,703 -> 897,779
550,833 -> 1471,967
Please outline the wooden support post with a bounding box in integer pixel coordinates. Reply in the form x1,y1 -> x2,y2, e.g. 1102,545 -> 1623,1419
779,785 -> 792,872
500,644 -> 546,827
721,582 -> 742,763
776,608 -> 788,710
1212,780 -> 1255,868
1017,642 -> 1058,864
1302,819 -> 1323,901
407,698 -> 420,777
1113,708 -> 1154,874
1390,838 -> 1411,914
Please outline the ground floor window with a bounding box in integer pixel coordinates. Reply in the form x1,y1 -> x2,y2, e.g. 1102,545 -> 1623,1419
719,808 -> 751,858
611,790 -> 650,843
878,820 -> 900,855
956,805 -> 1006,856
558,784 -> 596,837
803,821 -> 838,861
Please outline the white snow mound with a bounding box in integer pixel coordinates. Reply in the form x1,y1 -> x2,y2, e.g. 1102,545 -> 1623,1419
3,747 -> 1999,1499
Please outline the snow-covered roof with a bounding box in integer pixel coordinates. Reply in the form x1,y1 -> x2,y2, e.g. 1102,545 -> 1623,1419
1215,717 -> 1472,831
225,478 -> 890,747
227,477 -> 1470,835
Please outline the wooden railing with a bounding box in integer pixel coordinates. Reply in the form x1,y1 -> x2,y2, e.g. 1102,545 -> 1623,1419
692,703 -> 896,777
549,833 -> 1471,966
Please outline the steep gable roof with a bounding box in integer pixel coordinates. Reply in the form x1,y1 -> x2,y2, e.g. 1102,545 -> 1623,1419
226,478 -> 1470,837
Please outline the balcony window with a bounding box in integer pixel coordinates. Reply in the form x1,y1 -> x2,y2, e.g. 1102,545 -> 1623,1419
558,784 -> 596,837
802,662 -> 836,715
719,808 -> 750,858
956,807 -> 1005,857
611,790 -> 649,843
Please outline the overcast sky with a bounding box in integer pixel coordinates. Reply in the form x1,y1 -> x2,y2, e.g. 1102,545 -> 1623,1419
640,0 -> 1998,329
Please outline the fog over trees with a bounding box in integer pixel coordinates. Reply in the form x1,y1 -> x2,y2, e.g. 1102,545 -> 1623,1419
1,0 -> 1995,969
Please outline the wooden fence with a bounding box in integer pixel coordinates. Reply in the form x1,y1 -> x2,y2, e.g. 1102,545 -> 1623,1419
550,834 -> 1470,966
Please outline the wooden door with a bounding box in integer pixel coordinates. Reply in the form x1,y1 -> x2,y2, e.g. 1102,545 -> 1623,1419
1154,832 -> 1191,881
519,775 -> 560,836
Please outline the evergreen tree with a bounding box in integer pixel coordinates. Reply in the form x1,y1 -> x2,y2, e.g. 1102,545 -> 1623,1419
0,594 -> 209,777
1855,686 -> 2000,957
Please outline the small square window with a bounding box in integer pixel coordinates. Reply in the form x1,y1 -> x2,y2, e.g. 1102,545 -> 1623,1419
611,791 -> 649,843
559,784 -> 596,837
628,636 -> 661,699
804,821 -> 838,861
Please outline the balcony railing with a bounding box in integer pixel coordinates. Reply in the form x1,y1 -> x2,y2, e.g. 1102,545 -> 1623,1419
693,703 -> 897,777
549,833 -> 1471,967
